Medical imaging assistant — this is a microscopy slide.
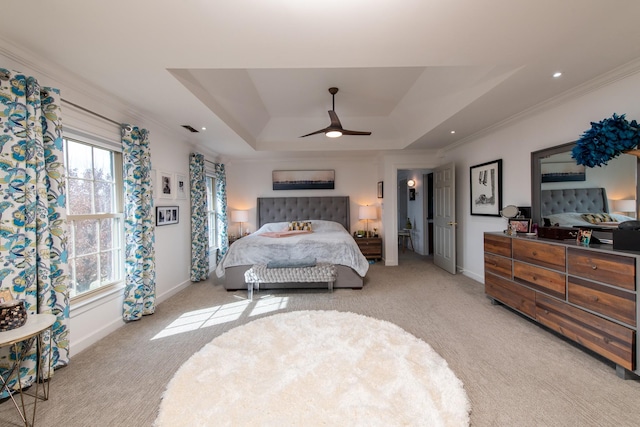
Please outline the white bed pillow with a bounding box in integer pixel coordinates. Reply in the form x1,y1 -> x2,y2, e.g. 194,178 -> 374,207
309,220 -> 347,232
256,219 -> 347,234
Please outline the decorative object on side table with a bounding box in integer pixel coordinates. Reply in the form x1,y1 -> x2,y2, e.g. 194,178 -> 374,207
572,113 -> 640,167
0,292 -> 27,332
470,159 -> 502,216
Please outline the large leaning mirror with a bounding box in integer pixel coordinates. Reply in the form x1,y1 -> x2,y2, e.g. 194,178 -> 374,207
531,141 -> 639,228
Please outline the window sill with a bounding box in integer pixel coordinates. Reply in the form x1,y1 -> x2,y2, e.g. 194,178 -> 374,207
70,283 -> 125,315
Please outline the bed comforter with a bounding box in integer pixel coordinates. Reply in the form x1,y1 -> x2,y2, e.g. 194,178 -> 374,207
215,220 -> 370,278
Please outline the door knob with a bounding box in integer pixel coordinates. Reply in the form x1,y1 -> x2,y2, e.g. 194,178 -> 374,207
447,221 -> 457,226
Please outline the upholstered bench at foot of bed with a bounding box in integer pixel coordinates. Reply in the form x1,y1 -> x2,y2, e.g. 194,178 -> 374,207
244,263 -> 338,299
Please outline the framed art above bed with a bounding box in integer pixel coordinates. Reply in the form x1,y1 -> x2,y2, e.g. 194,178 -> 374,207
272,170 -> 335,190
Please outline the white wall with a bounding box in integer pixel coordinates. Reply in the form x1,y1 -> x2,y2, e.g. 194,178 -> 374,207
225,155 -> 382,236
1,44 -> 196,354
441,69 -> 640,282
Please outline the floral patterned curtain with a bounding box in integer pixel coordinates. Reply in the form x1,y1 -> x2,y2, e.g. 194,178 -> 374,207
214,163 -> 229,263
189,153 -> 208,281
0,69 -> 70,396
121,125 -> 156,321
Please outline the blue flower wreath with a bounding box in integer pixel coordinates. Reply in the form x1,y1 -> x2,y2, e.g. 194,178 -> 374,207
571,113 -> 640,167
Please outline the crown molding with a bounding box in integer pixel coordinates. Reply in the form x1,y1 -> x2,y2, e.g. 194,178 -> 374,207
0,35 -> 199,149
442,57 -> 640,153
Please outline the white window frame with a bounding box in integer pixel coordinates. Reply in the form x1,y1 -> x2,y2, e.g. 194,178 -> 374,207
206,175 -> 217,249
64,137 -> 125,301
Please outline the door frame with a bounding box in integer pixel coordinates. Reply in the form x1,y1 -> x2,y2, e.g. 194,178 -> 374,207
384,159 -> 441,266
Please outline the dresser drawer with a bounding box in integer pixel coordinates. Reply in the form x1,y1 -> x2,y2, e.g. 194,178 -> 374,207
484,253 -> 512,279
513,261 -> 566,299
484,234 -> 511,257
485,273 -> 535,318
513,239 -> 566,271
568,277 -> 636,327
536,294 -> 635,371
567,248 -> 635,291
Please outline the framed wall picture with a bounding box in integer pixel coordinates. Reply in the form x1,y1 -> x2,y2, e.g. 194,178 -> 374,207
156,206 -> 179,226
470,159 -> 502,216
175,173 -> 188,200
272,170 -> 335,190
158,170 -> 174,199
377,181 -> 383,198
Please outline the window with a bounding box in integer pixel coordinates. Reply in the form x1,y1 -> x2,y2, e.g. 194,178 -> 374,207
206,175 -> 217,248
65,138 -> 124,299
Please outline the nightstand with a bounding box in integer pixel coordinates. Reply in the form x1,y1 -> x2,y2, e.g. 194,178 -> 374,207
354,237 -> 382,260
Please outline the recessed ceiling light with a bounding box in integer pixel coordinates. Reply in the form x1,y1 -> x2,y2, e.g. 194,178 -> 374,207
201,127 -> 207,131
450,130 -> 456,134
553,72 -> 562,78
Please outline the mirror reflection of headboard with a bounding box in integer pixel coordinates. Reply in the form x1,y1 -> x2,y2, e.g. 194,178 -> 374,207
540,188 -> 608,216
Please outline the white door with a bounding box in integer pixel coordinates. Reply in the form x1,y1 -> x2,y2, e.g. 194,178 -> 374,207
433,163 -> 456,274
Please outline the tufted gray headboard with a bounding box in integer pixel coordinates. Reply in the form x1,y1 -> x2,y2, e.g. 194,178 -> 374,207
257,196 -> 350,230
540,188 -> 609,217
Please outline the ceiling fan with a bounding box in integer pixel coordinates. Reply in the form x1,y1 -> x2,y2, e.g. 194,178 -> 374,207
299,87 -> 372,138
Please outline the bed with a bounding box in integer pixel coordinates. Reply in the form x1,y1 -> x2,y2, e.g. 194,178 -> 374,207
215,196 -> 369,290
541,188 -> 634,228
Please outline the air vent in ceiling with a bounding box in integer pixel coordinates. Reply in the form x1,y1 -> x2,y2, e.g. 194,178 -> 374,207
181,125 -> 199,133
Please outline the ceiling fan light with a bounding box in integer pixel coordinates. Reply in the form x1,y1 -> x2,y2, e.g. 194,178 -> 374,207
325,130 -> 342,138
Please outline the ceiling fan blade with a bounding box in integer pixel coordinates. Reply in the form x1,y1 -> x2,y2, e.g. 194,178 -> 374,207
328,110 -> 343,129
299,128 -> 328,138
341,129 -> 372,136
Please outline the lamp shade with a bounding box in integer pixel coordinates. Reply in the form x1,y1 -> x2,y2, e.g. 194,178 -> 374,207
231,210 -> 249,223
613,199 -> 636,213
358,205 -> 377,221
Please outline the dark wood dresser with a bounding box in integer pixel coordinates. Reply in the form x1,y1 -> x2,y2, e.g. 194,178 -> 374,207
484,232 -> 638,378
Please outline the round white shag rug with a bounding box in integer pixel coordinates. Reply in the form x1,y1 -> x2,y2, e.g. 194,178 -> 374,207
155,310 -> 470,427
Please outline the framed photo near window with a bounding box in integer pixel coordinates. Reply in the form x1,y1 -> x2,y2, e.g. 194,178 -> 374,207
175,173 -> 188,200
377,181 -> 383,198
158,170 -> 174,199
156,206 -> 179,226
470,159 -> 502,216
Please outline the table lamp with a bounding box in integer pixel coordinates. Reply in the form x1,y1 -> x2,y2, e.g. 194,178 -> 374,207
231,210 -> 249,236
358,205 -> 377,237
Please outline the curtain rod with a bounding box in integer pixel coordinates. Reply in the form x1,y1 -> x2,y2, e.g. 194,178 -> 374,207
62,98 -> 121,127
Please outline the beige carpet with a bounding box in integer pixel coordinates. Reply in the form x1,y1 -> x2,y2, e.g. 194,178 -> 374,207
3,251 -> 639,426
155,310 -> 470,426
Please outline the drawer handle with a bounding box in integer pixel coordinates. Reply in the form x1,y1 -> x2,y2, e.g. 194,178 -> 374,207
532,275 -> 538,282
532,251 -> 537,256
590,295 -> 599,302
591,265 -> 598,270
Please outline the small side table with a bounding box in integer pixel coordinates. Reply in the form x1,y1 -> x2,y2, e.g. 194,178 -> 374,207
354,237 -> 383,260
0,313 -> 56,427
